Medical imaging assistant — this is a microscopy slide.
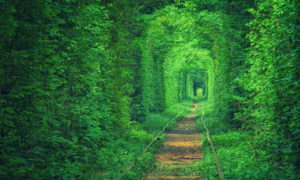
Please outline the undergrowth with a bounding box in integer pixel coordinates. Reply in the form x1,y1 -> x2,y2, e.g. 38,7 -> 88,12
93,101 -> 192,179
195,100 -> 298,179
198,131 -> 297,180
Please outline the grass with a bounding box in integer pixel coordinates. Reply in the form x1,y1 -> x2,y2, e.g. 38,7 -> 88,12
163,100 -> 193,117
195,100 -> 231,134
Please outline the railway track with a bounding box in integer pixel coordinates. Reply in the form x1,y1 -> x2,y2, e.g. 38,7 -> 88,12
144,106 -> 202,180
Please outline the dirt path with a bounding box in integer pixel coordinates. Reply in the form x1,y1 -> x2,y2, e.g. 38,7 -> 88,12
145,107 -> 202,180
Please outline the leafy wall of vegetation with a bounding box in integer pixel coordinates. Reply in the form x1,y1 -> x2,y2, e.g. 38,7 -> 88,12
237,0 -> 300,177
0,0 -> 116,178
198,0 -> 300,179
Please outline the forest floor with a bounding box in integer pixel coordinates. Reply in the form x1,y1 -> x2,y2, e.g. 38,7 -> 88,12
144,106 -> 202,180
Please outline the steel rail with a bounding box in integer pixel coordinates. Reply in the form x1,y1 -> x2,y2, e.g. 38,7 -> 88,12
115,111 -> 183,180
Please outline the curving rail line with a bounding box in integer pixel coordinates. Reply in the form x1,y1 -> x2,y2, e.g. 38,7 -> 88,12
199,103 -> 225,180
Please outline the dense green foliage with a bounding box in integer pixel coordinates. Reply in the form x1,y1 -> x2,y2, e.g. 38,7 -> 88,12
237,0 -> 300,176
0,0 -> 299,179
197,0 -> 300,179
0,0 -> 115,178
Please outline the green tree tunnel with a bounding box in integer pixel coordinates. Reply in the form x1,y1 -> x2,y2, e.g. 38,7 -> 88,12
0,0 -> 299,179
